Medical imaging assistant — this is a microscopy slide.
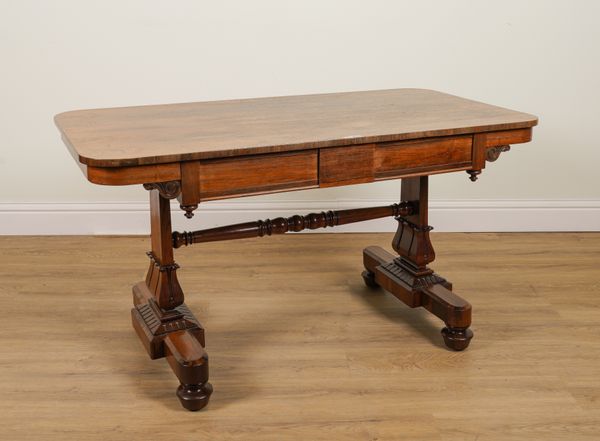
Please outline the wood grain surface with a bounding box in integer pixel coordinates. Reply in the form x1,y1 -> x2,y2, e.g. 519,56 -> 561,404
55,89 -> 537,167
0,233 -> 598,440
198,150 -> 318,200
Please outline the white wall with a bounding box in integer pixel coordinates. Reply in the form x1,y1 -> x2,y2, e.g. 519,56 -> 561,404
1,0 -> 599,233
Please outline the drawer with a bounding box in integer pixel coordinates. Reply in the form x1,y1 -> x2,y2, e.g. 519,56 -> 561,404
319,144 -> 375,187
318,135 -> 473,188
195,150 -> 318,200
374,135 -> 472,179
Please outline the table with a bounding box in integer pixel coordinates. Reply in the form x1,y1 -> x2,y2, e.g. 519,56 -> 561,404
55,89 -> 537,411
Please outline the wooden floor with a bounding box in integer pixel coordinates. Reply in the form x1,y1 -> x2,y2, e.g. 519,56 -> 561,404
1,233 -> 599,440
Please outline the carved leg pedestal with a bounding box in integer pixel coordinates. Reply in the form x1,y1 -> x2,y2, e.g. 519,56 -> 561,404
362,176 -> 473,351
362,248 -> 472,350
134,177 -> 470,410
132,282 -> 212,410
132,187 -> 211,411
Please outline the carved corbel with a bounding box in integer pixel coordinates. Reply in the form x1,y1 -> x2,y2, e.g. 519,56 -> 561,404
467,141 -> 512,181
486,145 -> 511,162
143,181 -> 182,199
144,179 -> 197,221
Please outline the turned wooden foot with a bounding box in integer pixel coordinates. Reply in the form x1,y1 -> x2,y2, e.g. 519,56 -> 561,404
129,188 -> 214,410
176,383 -> 213,411
441,327 -> 474,351
363,245 -> 473,350
166,331 -> 212,411
358,176 -> 475,351
362,269 -> 379,288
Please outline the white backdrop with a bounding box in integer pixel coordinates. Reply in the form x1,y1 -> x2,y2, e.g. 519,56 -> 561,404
1,0 -> 599,233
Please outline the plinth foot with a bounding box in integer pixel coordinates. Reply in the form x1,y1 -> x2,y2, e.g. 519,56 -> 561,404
363,245 -> 473,350
132,281 -> 212,411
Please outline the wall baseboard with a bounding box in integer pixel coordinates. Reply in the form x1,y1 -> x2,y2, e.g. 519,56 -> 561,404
1,199 -> 599,235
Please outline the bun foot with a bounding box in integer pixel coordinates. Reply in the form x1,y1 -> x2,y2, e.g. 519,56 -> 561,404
362,270 -> 379,288
441,327 -> 473,351
176,382 -> 213,411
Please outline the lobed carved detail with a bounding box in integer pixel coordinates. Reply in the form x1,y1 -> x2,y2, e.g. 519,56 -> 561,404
467,144 -> 512,182
147,251 -> 180,272
143,181 -> 182,199
486,145 -> 511,162
380,259 -> 446,290
136,300 -> 200,336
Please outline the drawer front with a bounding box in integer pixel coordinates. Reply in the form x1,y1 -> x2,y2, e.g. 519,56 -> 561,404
318,135 -> 473,188
374,135 -> 472,179
198,150 -> 318,200
319,144 -> 375,187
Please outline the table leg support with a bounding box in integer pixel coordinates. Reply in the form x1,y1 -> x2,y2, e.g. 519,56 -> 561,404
131,281 -> 213,410
363,246 -> 473,350
165,331 -> 212,411
131,187 -> 212,411
362,176 -> 473,351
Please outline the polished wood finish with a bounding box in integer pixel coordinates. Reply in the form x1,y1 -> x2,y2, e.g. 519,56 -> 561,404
196,150 -> 318,201
484,127 -> 532,147
172,202 -> 414,248
82,163 -> 181,185
468,133 -> 487,181
132,188 -> 212,410
147,189 -> 183,309
55,88 -> 537,167
178,161 -> 200,218
165,331 -> 212,411
55,89 -> 537,411
84,162 -> 181,186
78,126 -> 532,189
363,176 -> 473,350
319,134 -> 475,187
131,281 -> 203,357
394,176 -> 435,270
319,144 -> 376,186
467,128 -> 530,181
2,234 -> 599,440
363,247 -> 473,351
131,281 -> 211,411
374,135 -> 472,178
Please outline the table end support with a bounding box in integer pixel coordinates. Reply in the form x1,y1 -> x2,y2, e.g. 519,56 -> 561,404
132,281 -> 212,410
363,246 -> 473,351
361,176 -> 473,351
132,186 -> 212,410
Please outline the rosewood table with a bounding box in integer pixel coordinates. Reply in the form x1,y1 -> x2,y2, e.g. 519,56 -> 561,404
55,89 -> 537,411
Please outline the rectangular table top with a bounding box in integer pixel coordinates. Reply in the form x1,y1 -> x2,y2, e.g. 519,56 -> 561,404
55,88 -> 537,168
